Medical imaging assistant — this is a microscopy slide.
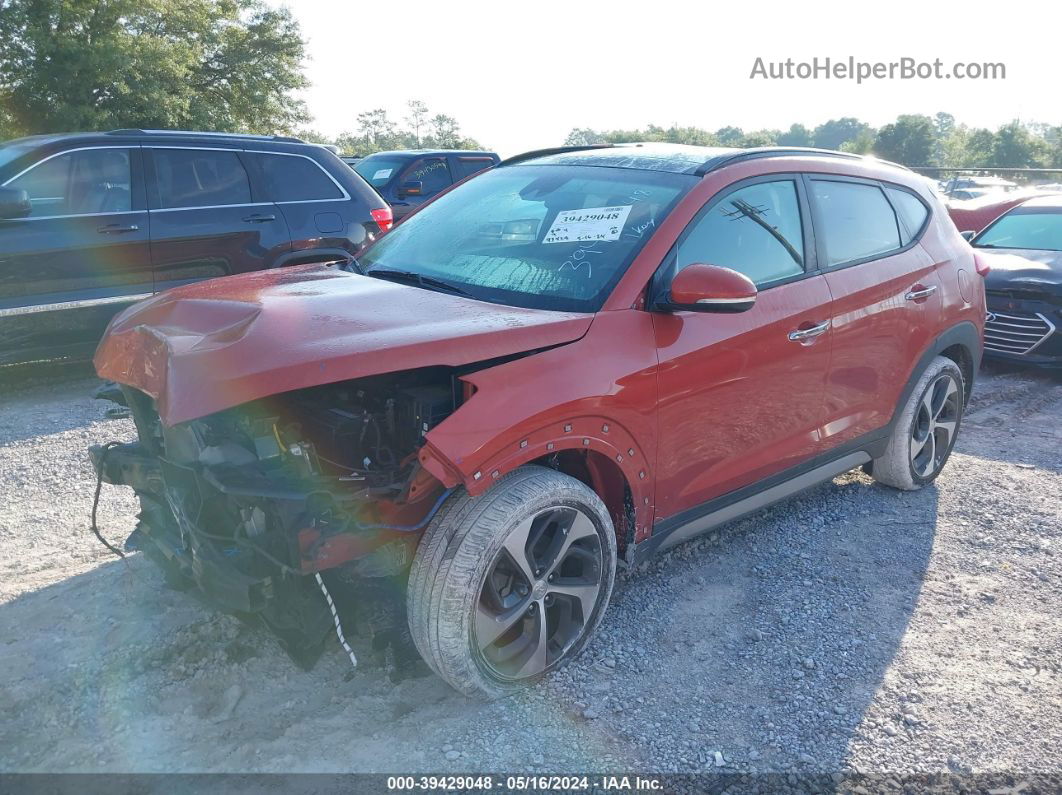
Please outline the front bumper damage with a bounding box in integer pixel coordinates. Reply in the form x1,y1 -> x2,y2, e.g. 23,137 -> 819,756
88,391 -> 444,676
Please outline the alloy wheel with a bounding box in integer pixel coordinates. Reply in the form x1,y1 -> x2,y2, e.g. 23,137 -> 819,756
911,372 -> 960,478
474,506 -> 604,681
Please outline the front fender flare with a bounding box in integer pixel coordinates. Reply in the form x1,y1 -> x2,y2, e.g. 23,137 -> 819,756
418,415 -> 655,542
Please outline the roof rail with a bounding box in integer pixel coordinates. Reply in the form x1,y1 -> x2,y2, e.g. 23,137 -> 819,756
498,144 -> 614,167
696,146 -> 910,176
104,129 -> 304,143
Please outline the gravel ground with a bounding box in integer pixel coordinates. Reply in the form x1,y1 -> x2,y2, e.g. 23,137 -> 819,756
0,362 -> 1060,779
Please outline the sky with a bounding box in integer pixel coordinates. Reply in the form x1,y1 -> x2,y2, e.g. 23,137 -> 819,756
277,0 -> 1059,156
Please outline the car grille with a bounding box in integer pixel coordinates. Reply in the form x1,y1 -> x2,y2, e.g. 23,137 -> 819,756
984,310 -> 1056,355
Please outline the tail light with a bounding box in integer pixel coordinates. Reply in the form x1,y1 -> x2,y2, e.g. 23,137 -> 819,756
973,252 -> 991,277
370,206 -> 393,233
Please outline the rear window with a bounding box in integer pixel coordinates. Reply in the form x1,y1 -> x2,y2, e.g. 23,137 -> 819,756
975,210 -> 1062,252
259,153 -> 343,202
811,180 -> 901,266
355,156 -> 408,188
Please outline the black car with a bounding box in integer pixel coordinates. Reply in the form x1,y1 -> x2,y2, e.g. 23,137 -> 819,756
353,149 -> 499,222
972,195 -> 1062,366
0,129 -> 391,366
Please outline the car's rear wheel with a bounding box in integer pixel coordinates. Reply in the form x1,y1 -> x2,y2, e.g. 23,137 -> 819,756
870,355 -> 965,490
407,466 -> 616,698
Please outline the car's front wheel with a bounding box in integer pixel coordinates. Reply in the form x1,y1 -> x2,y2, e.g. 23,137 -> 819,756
870,355 -> 965,490
407,466 -> 617,698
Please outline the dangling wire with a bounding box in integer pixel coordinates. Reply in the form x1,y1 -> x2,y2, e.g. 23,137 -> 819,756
315,572 -> 358,670
89,442 -> 126,559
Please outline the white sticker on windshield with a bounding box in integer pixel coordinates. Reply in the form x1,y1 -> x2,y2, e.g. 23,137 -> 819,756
372,168 -> 393,180
543,205 -> 633,244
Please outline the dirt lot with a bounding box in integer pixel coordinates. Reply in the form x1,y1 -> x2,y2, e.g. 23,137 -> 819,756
0,362 -> 1060,777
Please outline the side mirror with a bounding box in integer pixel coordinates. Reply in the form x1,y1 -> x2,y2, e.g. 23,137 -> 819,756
960,230 -> 977,242
397,180 -> 423,198
658,263 -> 757,313
0,187 -> 31,219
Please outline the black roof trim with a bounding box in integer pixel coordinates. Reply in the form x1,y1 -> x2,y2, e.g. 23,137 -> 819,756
104,129 -> 304,143
696,147 -> 909,177
498,144 -> 615,167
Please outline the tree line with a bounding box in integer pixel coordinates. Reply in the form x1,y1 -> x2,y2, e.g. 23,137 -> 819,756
566,115 -> 1062,170
3,1 -> 1060,169
300,101 -> 483,156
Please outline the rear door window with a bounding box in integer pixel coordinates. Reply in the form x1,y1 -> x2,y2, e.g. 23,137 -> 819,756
402,157 -> 452,197
153,148 -> 251,209
258,153 -> 344,202
452,157 -> 494,181
5,148 -> 132,216
810,180 -> 901,266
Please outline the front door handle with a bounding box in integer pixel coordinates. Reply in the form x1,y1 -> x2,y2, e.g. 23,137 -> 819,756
788,320 -> 831,342
242,213 -> 276,223
97,223 -> 139,234
904,284 -> 938,301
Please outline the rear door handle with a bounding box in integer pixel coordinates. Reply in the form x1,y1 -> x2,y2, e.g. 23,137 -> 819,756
97,223 -> 139,233
788,320 -> 831,342
904,284 -> 938,301
242,213 -> 276,223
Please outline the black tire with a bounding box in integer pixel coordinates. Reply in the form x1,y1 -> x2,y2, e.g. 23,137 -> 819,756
871,355 -> 965,490
407,466 -> 617,698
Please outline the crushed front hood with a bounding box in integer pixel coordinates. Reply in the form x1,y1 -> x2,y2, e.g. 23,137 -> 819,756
95,264 -> 593,425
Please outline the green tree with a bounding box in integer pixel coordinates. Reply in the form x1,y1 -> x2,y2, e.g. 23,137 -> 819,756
405,100 -> 429,147
812,117 -> 872,150
873,114 -> 937,165
992,121 -> 1046,167
741,129 -> 779,148
840,129 -> 876,154
0,0 -> 308,137
777,123 -> 812,147
713,126 -> 745,146
933,112 -> 955,163
564,127 -> 606,146
964,128 -> 996,166
428,113 -> 460,148
356,108 -> 397,148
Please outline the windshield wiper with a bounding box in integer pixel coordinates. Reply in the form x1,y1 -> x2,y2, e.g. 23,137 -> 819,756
364,267 -> 472,297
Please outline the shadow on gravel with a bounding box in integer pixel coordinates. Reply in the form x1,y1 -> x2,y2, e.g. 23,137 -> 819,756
0,359 -> 98,394
597,474 -> 942,773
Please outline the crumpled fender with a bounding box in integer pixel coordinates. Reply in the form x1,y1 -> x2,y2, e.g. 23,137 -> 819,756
417,310 -> 660,542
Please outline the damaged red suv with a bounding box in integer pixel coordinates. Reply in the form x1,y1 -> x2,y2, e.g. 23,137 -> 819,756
91,144 -> 985,697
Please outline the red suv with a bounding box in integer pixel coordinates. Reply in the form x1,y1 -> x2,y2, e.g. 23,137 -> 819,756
90,144 -> 985,696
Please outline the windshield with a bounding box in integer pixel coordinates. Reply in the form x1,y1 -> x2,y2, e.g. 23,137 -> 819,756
0,137 -> 46,173
359,164 -> 695,312
975,209 -> 1062,252
354,155 -> 409,188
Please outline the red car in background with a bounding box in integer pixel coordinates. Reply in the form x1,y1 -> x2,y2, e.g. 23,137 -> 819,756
947,189 -> 1054,239
90,144 -> 985,697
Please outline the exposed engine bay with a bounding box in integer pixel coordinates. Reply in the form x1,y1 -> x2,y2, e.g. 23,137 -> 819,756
91,367 -> 465,675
